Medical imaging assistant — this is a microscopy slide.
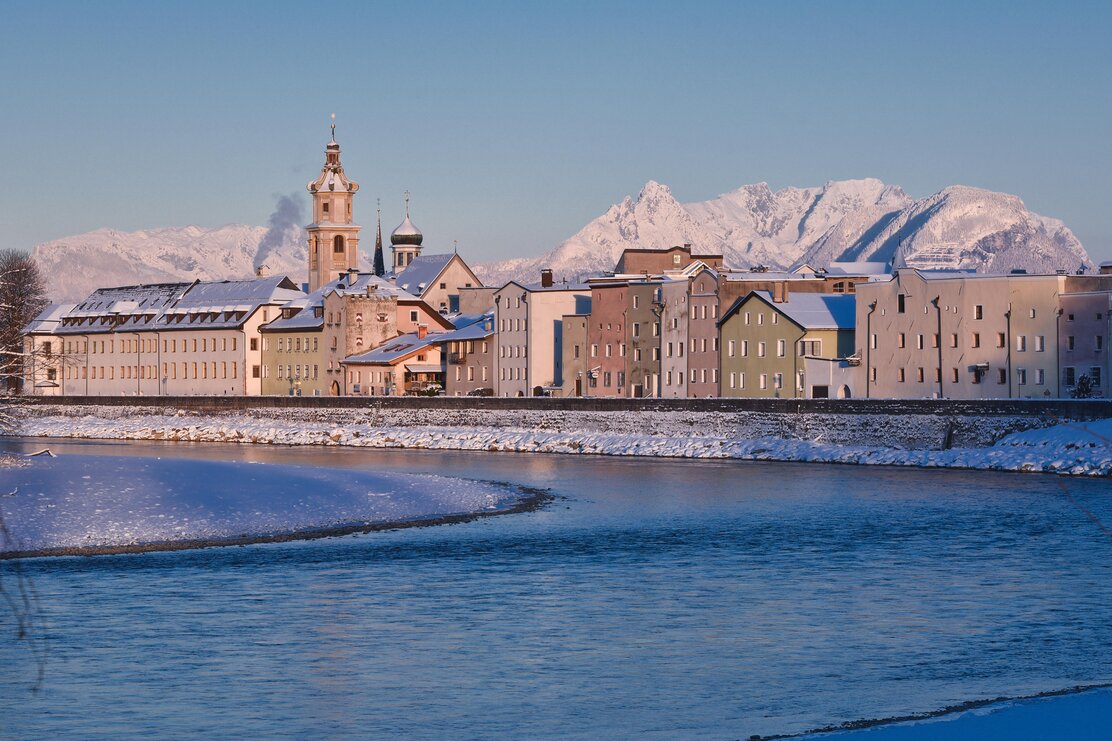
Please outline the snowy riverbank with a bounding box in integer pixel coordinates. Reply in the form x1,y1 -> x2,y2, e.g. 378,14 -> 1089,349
9,406 -> 1112,476
0,453 -> 544,557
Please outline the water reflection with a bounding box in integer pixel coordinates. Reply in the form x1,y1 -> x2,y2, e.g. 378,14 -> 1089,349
1,437 -> 1110,739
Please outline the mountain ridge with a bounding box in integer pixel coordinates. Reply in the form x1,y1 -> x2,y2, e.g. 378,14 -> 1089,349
30,179 -> 1092,302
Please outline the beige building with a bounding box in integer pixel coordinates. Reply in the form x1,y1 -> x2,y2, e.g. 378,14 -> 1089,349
560,314 -> 589,397
21,303 -> 75,396
720,291 -> 855,399
395,253 -> 483,315
437,314 -> 495,396
341,325 -> 444,396
855,270 -> 1069,399
494,272 -> 591,397
259,271 -> 452,396
306,122 -> 361,293
45,277 -> 303,396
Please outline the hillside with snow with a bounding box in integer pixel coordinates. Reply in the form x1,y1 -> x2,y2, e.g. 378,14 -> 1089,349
476,179 -> 1092,284
32,179 -> 1092,301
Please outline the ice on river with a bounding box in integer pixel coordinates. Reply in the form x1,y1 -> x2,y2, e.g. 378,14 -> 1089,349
0,454 -> 518,553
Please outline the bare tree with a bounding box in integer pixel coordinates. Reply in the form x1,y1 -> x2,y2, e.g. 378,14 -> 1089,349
0,249 -> 48,396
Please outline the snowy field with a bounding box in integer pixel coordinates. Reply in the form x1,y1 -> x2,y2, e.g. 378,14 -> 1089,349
10,409 -> 1112,477
0,453 -> 528,555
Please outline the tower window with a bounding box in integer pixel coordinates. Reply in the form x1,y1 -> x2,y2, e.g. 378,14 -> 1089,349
333,235 -> 345,253
322,202 -> 330,214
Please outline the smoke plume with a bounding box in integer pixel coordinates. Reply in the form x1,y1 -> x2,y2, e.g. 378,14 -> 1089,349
254,193 -> 303,272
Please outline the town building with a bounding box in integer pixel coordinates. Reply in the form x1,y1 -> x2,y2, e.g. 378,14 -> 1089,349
43,277 -> 303,396
21,303 -> 75,396
560,313 -> 589,396
436,313 -> 495,396
614,245 -> 724,274
395,252 -> 483,315
584,276 -> 666,397
259,271 -> 452,396
719,290 -> 856,399
494,271 -> 591,397
341,325 -> 444,396
854,270 -> 1069,399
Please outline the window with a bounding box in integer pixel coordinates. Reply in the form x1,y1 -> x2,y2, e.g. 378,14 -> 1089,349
971,333 -> 981,348
974,305 -> 983,320
897,294 -> 906,313
1016,368 -> 1027,385
333,235 -> 344,253
916,335 -> 924,350
931,334 -> 940,348
633,296 -> 639,309
1092,367 -> 1103,387
777,339 -> 786,357
917,367 -> 925,383
1097,336 -> 1105,351
617,371 -> 625,388
870,334 -> 877,350
759,373 -> 767,390
728,340 -> 736,357
741,340 -> 748,357
250,338 -> 258,351
758,342 -> 766,358
1067,336 -> 1075,351
898,333 -> 906,349
773,373 -> 783,390
1016,335 -> 1027,352
1035,368 -> 1045,385
949,333 -> 958,348
898,368 -> 906,383
633,323 -> 640,338
997,368 -> 1006,384
1029,308 -> 1036,319
996,333 -> 1006,348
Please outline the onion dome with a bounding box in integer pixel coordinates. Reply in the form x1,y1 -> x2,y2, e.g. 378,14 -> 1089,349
391,191 -> 423,246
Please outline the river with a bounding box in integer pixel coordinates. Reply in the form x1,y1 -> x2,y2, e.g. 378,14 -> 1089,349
2,438 -> 1111,739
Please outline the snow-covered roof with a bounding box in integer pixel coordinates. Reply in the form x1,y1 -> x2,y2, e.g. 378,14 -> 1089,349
261,272 -> 418,333
52,277 -> 304,335
826,261 -> 891,276
23,303 -> 76,334
723,291 -> 856,330
432,313 -> 495,344
395,254 -> 456,296
343,330 -> 443,366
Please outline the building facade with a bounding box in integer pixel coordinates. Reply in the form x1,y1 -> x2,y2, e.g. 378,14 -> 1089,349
494,273 -> 591,397
855,270 -> 1068,399
720,291 -> 855,398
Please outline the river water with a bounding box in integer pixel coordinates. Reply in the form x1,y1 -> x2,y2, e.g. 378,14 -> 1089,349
2,438 -> 1111,739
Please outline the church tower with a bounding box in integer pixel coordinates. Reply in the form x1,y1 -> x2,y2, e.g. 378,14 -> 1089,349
306,115 -> 361,292
390,191 -> 424,274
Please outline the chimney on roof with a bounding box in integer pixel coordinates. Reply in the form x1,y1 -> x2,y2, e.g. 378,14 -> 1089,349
541,269 -> 554,288
1100,262 -> 1112,275
417,323 -> 427,339
772,281 -> 789,304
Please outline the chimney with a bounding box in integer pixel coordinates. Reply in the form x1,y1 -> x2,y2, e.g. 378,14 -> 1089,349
417,324 -> 427,339
1100,262 -> 1112,275
772,281 -> 789,303
541,269 -> 554,288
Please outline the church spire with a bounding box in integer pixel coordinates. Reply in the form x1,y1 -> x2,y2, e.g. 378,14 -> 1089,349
373,198 -> 386,277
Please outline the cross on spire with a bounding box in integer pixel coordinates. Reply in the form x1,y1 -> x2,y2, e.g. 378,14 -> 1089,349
404,190 -> 411,217
330,113 -> 336,142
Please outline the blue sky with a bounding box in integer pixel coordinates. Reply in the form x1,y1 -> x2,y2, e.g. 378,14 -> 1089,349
2,1 -> 1109,262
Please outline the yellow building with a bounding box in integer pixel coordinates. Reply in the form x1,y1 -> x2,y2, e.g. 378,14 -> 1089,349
719,290 -> 856,398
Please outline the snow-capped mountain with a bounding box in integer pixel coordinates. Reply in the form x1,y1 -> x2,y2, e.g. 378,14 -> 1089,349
476,179 -> 1091,284
32,179 -> 1092,302
32,224 -> 309,302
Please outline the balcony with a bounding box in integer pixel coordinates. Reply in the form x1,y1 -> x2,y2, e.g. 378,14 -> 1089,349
448,352 -> 466,365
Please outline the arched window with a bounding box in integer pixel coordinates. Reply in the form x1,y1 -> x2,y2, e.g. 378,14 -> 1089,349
333,235 -> 345,254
